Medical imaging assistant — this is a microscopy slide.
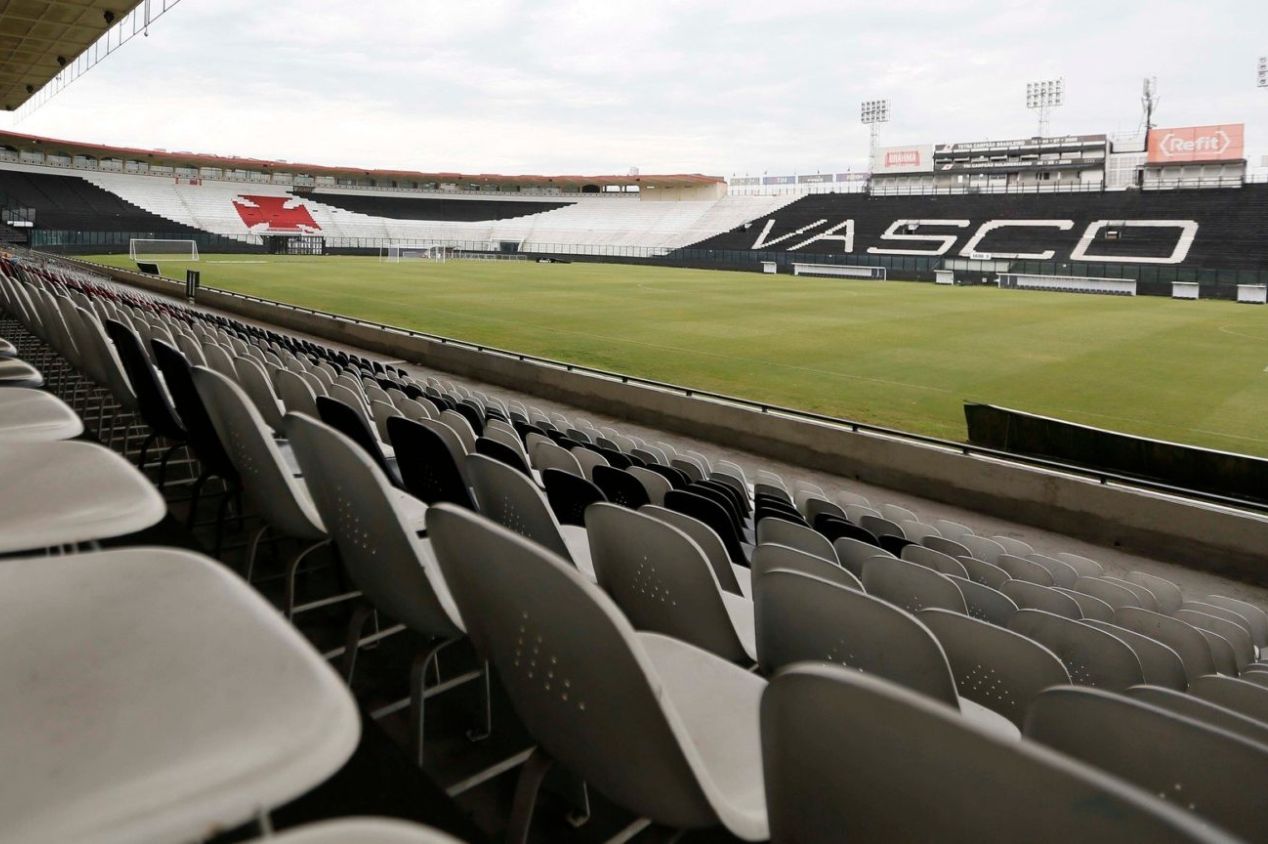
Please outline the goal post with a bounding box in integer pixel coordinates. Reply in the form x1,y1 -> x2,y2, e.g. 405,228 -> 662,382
378,244 -> 447,263
130,238 -> 199,262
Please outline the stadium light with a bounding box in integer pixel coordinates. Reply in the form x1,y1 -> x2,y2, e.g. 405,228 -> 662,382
860,99 -> 891,167
1025,78 -> 1064,138
1259,57 -> 1267,88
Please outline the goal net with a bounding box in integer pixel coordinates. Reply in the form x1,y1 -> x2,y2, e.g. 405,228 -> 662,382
130,239 -> 199,262
379,245 -> 448,263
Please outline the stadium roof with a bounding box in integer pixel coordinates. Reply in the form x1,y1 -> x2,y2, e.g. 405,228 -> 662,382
0,1 -> 146,111
0,129 -> 724,190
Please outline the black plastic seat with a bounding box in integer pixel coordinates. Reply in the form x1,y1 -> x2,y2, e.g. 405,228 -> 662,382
543,468 -> 606,526
815,513 -> 880,546
315,395 -> 402,487
686,482 -> 746,536
879,534 -> 915,556
644,462 -> 691,490
592,465 -> 651,509
596,446 -> 633,470
665,488 -> 750,566
106,320 -> 187,479
475,436 -> 531,476
697,477 -> 749,517
454,401 -> 485,436
386,416 -> 475,509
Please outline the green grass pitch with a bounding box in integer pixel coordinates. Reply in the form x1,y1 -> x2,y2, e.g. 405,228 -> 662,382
86,253 -> 1268,457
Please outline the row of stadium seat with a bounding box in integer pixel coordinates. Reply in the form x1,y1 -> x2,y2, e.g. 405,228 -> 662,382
2,253 -> 1266,841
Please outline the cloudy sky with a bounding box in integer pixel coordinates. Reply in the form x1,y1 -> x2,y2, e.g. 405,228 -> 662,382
3,0 -> 1265,177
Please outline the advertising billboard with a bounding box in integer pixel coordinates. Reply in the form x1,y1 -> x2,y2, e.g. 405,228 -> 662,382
1147,124 -> 1245,163
872,144 -> 934,174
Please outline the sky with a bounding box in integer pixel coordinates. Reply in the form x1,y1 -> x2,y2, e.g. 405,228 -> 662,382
2,0 -> 1266,178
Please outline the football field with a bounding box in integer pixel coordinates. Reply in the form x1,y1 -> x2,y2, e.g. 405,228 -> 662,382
85,253 -> 1268,457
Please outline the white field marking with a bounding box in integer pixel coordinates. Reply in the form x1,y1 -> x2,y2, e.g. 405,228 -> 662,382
1219,324 -> 1268,341
205,260 -> 269,264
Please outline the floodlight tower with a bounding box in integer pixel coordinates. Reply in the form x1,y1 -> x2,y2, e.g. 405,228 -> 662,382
1025,78 -> 1064,138
1258,56 -> 1267,88
860,99 -> 890,166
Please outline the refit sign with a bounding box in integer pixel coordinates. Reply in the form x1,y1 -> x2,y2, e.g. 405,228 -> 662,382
1147,124 -> 1245,163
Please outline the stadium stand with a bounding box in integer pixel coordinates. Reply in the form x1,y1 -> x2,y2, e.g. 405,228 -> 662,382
687,185 -> 1268,273
3,247 -> 1266,841
0,167 -> 205,234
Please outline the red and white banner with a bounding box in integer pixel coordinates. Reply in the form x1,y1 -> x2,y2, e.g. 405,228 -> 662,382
872,144 -> 933,174
1147,124 -> 1244,164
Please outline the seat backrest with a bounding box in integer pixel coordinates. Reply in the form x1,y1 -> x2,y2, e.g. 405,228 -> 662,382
1189,675 -> 1268,724
1175,609 -> 1255,669
754,568 -> 958,706
105,320 -> 184,438
201,342 -> 239,382
1053,587 -> 1115,621
440,409 -> 478,453
1122,573 -> 1183,614
761,664 -> 1221,844
640,504 -> 744,596
919,608 -> 1069,728
1201,595 -> 1268,648
1127,685 -> 1268,748
996,554 -> 1055,586
542,468 -> 606,527
316,396 -> 395,482
923,535 -> 971,559
932,518 -> 973,540
1008,609 -> 1144,691
570,446 -> 609,481
386,416 -> 475,509
859,514 -> 904,540
1080,620 -> 1187,691
1055,552 -> 1105,577
947,576 -> 1019,626
862,556 -> 968,615
664,489 -> 747,565
233,354 -> 286,435
750,543 -> 861,593
152,340 -> 236,480
627,466 -> 672,506
586,504 -> 749,664
275,368 -> 321,418
531,440 -> 583,478
1025,686 -> 1268,842
756,518 -> 837,563
1001,580 -> 1083,619
901,544 -> 968,578
426,504 -> 740,832
1025,554 -> 1081,588
592,465 -> 652,510
1114,607 -> 1215,684
1074,576 -> 1143,611
957,556 -> 1012,589
475,436 -> 532,476
831,536 -> 892,578
959,534 -> 1007,563
1103,576 -> 1161,612
466,454 -> 572,562
192,367 -> 324,540
284,413 -> 459,638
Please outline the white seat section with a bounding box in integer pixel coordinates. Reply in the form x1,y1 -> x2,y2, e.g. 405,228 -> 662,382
65,165 -> 802,255
0,440 -> 165,553
0,547 -> 359,844
0,387 -> 83,441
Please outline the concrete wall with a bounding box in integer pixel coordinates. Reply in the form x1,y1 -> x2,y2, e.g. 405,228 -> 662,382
84,260 -> 1268,585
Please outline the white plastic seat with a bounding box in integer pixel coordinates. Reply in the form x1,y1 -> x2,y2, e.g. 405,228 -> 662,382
1026,686 -> 1268,842
1009,609 -> 1144,691
0,387 -> 82,441
641,504 -> 747,597
0,357 -> 44,388
761,664 -> 1222,844
756,517 -> 837,562
426,504 -> 768,841
0,547 -> 359,844
0,439 -> 165,553
260,818 -> 465,844
587,503 -> 754,663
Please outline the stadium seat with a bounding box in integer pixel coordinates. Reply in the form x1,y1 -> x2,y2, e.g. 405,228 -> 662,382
426,504 -> 769,842
0,387 -> 81,441
1001,580 -> 1083,619
862,556 -> 968,615
586,504 -> 754,664
1008,610 -> 1144,691
0,546 -> 359,844
1025,686 -> 1268,841
641,504 -> 749,597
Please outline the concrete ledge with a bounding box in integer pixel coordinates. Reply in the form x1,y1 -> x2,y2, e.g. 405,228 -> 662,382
84,260 -> 1268,585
